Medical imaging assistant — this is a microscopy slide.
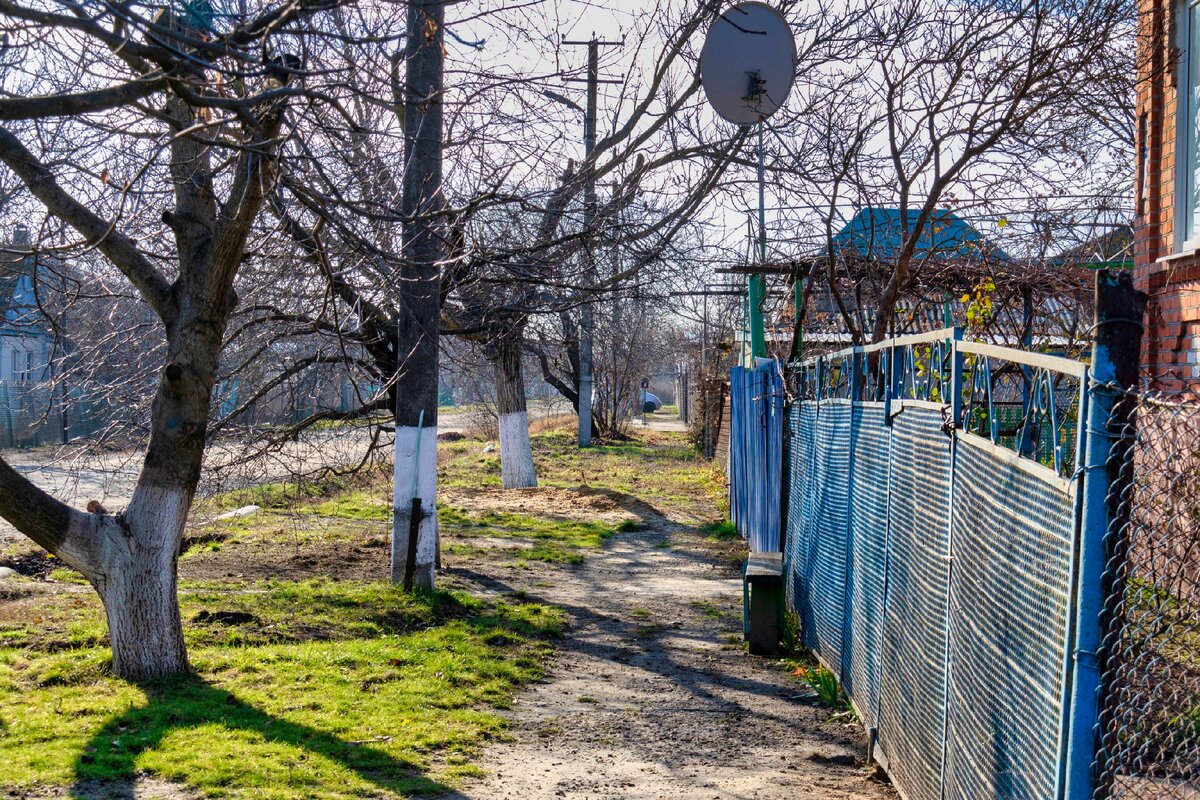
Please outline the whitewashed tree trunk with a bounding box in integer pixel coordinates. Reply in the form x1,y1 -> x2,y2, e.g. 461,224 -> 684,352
492,327 -> 537,489
98,486 -> 191,678
498,411 -> 537,488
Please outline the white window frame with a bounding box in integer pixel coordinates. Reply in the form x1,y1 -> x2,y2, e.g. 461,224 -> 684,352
1176,0 -> 1200,251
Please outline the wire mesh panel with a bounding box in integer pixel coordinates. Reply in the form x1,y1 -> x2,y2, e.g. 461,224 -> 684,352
1094,396 -> 1200,800
875,406 -> 952,800
777,334 -> 1131,800
803,402 -> 852,665
945,440 -> 1076,800
842,404 -> 890,729
785,403 -> 819,615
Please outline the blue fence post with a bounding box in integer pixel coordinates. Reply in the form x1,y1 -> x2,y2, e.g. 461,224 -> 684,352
936,329 -> 964,796
1063,271 -> 1146,800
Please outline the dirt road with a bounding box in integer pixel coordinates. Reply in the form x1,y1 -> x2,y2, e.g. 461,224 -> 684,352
439,513 -> 895,800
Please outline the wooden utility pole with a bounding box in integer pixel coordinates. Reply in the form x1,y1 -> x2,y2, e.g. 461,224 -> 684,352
392,0 -> 445,590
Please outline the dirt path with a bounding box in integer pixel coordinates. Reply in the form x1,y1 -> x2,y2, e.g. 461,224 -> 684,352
439,521 -> 896,800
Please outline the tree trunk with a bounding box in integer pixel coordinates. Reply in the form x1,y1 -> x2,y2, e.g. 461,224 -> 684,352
491,327 -> 537,489
94,308 -> 225,679
392,0 -> 445,590
96,489 -> 191,679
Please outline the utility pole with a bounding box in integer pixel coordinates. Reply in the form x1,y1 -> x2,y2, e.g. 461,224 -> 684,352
559,35 -> 622,447
391,0 -> 444,590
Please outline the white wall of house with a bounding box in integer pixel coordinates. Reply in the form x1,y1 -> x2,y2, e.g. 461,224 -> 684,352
0,334 -> 50,382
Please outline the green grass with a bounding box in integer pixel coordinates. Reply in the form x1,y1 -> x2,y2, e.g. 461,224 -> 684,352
206,478 -> 345,512
700,520 -> 740,541
800,665 -> 844,708
437,429 -> 717,523
688,600 -> 726,620
0,424 -> 728,797
439,505 -> 615,564
308,490 -> 391,521
0,580 -> 562,798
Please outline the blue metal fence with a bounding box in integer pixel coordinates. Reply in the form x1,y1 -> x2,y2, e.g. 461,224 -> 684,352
780,328 -> 1113,800
728,363 -> 783,553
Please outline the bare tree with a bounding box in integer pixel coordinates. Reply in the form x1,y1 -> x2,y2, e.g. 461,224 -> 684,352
0,0 -> 410,679
755,0 -> 1134,348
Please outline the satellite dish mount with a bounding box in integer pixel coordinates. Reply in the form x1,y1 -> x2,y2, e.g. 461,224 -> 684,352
700,4 -> 796,360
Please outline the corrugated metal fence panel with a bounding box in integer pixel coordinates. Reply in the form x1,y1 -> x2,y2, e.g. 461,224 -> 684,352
728,365 -> 783,553
762,375 -> 783,554
843,404 -> 890,730
944,440 -> 1075,800
729,367 -> 747,534
876,406 -> 952,800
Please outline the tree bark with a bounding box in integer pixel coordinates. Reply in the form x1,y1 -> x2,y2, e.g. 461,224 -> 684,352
392,0 -> 445,590
490,325 -> 537,489
97,490 -> 191,679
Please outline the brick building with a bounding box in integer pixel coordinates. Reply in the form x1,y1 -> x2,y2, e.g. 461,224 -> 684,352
1136,0 -> 1200,389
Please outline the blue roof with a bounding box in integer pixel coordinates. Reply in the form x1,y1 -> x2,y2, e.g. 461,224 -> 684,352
832,208 -> 1008,262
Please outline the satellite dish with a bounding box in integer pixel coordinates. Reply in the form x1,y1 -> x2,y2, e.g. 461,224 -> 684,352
700,3 -> 796,126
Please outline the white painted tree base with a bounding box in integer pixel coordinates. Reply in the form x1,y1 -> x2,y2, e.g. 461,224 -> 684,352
499,411 -> 538,489
392,424 -> 438,588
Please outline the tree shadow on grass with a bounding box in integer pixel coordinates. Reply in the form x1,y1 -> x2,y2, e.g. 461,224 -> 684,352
71,674 -> 449,799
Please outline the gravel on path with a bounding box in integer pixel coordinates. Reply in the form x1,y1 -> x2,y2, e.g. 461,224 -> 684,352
438,522 -> 896,800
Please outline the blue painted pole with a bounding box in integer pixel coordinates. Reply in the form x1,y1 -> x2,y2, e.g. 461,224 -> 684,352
1063,270 -> 1145,800
938,328 -> 963,796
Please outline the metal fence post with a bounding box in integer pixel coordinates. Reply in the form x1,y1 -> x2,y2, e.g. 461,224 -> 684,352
1064,270 -> 1146,800
937,328 -> 964,796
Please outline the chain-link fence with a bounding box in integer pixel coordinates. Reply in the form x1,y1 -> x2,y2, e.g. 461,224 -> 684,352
1094,393 -> 1200,800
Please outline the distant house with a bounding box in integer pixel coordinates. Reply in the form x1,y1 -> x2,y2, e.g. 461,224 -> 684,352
1048,225 -> 1134,270
789,208 -> 1095,354
0,226 -> 53,385
832,207 -> 1009,264
0,225 -> 59,447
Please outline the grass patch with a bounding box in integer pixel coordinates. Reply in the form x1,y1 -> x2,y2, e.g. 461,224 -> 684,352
308,490 -> 391,521
48,567 -> 88,585
688,600 -> 726,620
206,480 -> 335,512
437,429 -> 719,523
439,506 -> 615,564
0,581 -> 562,798
700,520 -> 740,541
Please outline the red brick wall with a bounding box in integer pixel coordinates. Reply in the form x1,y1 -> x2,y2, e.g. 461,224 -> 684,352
1138,0 -> 1200,393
